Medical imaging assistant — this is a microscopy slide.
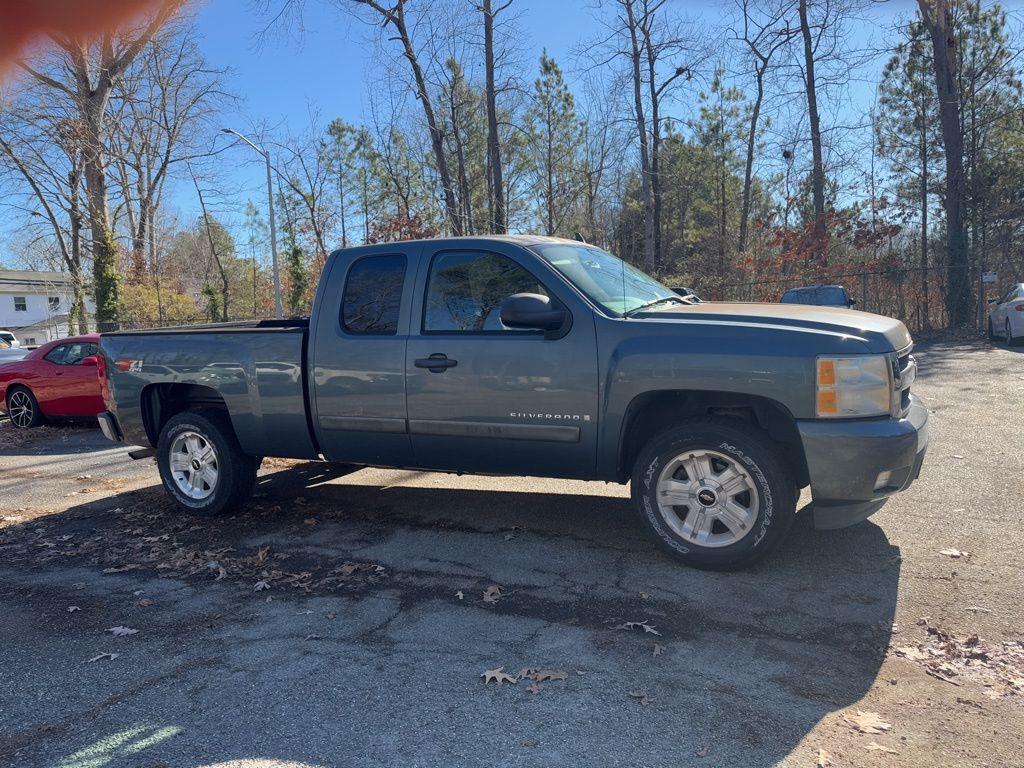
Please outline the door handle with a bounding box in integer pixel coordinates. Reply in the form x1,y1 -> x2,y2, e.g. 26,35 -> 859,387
414,353 -> 458,372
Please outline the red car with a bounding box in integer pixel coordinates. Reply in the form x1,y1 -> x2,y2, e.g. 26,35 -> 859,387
0,334 -> 103,429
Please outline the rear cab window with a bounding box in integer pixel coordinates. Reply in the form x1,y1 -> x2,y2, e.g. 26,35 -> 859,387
340,254 -> 407,335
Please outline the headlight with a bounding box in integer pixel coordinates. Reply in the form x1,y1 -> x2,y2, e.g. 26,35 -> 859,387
816,355 -> 893,418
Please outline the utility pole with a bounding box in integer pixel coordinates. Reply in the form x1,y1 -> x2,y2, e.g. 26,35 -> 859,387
222,128 -> 282,319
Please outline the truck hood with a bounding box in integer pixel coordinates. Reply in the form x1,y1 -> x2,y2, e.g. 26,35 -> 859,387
640,302 -> 912,352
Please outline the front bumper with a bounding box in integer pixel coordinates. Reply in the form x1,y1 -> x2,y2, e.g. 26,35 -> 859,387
797,393 -> 929,530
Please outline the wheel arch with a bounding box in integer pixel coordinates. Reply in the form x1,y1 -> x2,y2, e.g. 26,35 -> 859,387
140,382 -> 231,446
616,389 -> 809,488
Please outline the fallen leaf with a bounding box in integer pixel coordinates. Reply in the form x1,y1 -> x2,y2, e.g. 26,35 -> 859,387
613,620 -> 661,636
816,748 -> 833,767
482,666 -> 518,686
108,626 -> 138,637
88,652 -> 120,663
845,710 -> 892,734
518,668 -> 569,682
628,689 -> 651,705
695,746 -> 709,757
895,645 -> 931,661
253,580 -> 271,592
304,634 -> 322,641
67,606 -> 80,613
137,598 -> 156,607
303,518 -> 318,526
206,560 -> 227,580
526,683 -> 542,694
940,548 -> 969,559
482,585 -> 505,604
455,591 -> 464,600
865,742 -> 899,755
639,591 -> 650,600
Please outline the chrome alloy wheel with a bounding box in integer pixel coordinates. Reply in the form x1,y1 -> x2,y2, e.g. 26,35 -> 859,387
8,390 -> 34,428
169,431 -> 219,500
655,449 -> 759,548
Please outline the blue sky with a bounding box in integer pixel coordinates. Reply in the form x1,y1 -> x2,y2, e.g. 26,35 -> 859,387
175,0 -> 936,238
11,0 -> 1017,263
177,0 -> 619,232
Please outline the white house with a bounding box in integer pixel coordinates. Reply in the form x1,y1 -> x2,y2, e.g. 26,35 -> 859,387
0,270 -> 94,346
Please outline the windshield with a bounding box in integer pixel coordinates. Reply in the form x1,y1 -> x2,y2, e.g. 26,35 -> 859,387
529,243 -> 677,316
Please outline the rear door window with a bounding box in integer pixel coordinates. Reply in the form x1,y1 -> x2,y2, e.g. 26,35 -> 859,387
340,254 -> 407,335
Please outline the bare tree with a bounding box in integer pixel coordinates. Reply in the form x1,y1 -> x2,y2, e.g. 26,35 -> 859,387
17,0 -> 185,329
0,117 -> 90,333
797,0 -> 826,260
735,0 -> 795,253
274,120 -> 336,272
479,0 -> 511,233
190,165 -> 230,321
336,0 -> 462,235
108,19 -> 226,284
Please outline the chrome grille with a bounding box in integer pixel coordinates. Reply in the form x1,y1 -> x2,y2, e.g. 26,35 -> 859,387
893,344 -> 915,416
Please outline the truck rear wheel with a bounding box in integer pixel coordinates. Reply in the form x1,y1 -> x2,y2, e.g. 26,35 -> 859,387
156,410 -> 258,517
630,417 -> 797,570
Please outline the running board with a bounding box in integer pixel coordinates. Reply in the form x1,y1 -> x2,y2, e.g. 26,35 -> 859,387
128,447 -> 156,460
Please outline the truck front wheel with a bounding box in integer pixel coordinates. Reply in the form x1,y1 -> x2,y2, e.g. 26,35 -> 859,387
631,417 -> 797,570
156,410 -> 258,517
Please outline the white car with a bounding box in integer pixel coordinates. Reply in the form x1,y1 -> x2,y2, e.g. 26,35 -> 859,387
988,282 -> 1024,345
0,330 -> 18,348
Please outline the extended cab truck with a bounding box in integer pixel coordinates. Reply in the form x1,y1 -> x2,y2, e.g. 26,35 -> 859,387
97,236 -> 928,570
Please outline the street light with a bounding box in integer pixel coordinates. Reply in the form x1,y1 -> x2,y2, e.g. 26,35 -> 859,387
221,127 -> 282,320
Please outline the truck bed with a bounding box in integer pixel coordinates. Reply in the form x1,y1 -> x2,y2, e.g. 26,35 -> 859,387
99,322 -> 319,460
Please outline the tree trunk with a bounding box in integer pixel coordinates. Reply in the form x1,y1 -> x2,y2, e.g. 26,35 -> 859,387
546,104 -> 555,235
82,125 -> 120,331
798,0 -> 826,262
449,87 -> 473,234
644,34 -> 662,270
624,0 -> 655,272
338,169 -> 348,248
739,70 -> 765,253
390,1 -> 462,235
920,115 -> 929,330
917,0 -> 970,326
483,0 -> 506,233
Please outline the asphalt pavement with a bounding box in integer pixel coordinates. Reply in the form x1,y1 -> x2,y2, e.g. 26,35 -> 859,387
0,338 -> 1022,768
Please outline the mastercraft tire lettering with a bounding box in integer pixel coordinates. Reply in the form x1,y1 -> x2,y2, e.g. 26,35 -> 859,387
631,418 -> 796,570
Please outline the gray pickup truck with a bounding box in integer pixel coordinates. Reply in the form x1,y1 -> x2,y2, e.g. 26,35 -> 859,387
98,235 -> 928,569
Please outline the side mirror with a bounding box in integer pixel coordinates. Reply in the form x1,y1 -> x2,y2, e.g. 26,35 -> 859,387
79,354 -> 99,367
500,293 -> 567,333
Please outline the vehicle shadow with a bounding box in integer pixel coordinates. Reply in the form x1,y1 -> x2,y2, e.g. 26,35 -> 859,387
1,462 -> 900,768
0,420 -> 109,457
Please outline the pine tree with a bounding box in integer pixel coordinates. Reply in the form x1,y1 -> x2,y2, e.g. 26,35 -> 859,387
691,67 -> 748,276
524,52 -> 584,236
286,244 -> 309,316
877,19 -> 942,327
